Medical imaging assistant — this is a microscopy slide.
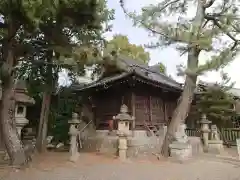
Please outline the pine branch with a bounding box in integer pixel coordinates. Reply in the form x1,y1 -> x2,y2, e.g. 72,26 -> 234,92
121,0 -> 240,79
205,14 -> 240,43
203,0 -> 215,8
197,43 -> 239,74
204,0 -> 229,17
119,0 -> 191,44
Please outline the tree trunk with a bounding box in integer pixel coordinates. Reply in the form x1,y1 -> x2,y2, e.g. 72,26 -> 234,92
0,81 -> 28,166
161,0 -> 205,157
0,21 -> 28,165
161,75 -> 197,157
36,50 -> 54,153
36,90 -> 52,153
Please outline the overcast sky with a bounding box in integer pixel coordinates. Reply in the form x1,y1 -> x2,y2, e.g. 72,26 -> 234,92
104,0 -> 240,88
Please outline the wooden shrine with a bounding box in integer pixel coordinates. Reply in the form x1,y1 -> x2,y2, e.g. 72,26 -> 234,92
72,56 -> 182,130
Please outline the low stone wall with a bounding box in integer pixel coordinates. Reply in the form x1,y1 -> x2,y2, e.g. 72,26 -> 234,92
81,130 -> 203,158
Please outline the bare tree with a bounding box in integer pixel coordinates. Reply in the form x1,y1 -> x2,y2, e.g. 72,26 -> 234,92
120,0 -> 240,157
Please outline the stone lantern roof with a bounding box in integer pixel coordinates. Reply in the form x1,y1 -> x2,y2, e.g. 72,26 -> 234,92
68,113 -> 81,124
113,104 -> 134,121
0,80 -> 35,105
200,114 -> 211,124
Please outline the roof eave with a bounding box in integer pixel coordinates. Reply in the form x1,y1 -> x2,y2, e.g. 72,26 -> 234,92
73,72 -> 134,92
133,71 -> 182,91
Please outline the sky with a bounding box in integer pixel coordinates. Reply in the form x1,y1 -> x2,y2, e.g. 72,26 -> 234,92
104,0 -> 240,88
59,0 -> 240,88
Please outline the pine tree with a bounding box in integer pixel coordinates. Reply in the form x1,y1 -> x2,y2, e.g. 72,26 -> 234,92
192,72 -> 237,128
120,0 -> 240,157
0,0 -> 113,165
17,0 -> 114,153
0,0 -> 62,166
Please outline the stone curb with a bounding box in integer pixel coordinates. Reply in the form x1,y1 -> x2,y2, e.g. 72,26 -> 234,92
201,154 -> 240,165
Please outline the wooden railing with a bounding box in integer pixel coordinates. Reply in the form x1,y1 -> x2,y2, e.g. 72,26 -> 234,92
185,128 -> 240,146
219,128 -> 240,146
185,128 -> 201,137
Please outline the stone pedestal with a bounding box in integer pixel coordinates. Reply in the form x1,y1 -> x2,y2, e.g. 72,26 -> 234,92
118,134 -> 127,161
208,140 -> 224,154
208,125 -> 224,154
169,141 -> 192,161
169,124 -> 192,162
69,125 -> 80,162
68,113 -> 80,162
199,114 -> 211,151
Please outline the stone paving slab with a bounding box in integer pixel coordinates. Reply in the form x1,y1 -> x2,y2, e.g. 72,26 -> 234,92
1,153 -> 240,180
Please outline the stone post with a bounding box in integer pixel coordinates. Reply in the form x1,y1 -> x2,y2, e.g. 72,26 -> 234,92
118,132 -> 128,160
68,113 -> 80,162
113,104 -> 134,161
199,114 -> 211,151
236,139 -> 240,160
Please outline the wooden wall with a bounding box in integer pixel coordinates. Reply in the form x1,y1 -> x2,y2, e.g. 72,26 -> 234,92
93,85 -> 132,130
134,90 -> 177,129
91,83 -> 179,130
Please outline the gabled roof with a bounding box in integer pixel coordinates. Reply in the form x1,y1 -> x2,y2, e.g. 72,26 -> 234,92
73,56 -> 182,92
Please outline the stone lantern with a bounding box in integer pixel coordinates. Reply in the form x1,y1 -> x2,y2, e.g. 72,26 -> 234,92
199,114 -> 211,151
15,104 -> 29,137
113,104 -> 134,136
113,104 -> 134,161
68,113 -> 81,162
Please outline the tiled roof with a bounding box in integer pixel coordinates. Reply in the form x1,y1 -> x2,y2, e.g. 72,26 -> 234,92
119,56 -> 181,89
73,56 -> 182,92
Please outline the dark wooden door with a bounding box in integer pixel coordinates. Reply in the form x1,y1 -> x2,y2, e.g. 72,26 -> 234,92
135,95 -> 150,127
150,96 -> 164,125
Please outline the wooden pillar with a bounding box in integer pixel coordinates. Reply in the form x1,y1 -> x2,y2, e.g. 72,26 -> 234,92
164,103 -> 168,125
149,96 -> 153,123
131,92 -> 136,129
163,92 -> 168,125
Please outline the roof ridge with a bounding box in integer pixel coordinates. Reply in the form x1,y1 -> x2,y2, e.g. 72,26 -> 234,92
130,64 -> 180,84
117,56 -> 180,85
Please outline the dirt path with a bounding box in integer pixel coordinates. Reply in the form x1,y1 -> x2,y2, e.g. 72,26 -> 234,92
1,152 -> 240,180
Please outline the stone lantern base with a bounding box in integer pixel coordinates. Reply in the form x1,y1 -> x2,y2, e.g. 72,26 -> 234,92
208,140 -> 224,154
118,134 -> 128,161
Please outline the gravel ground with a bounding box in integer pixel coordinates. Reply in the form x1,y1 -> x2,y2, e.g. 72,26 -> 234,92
1,152 -> 240,180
